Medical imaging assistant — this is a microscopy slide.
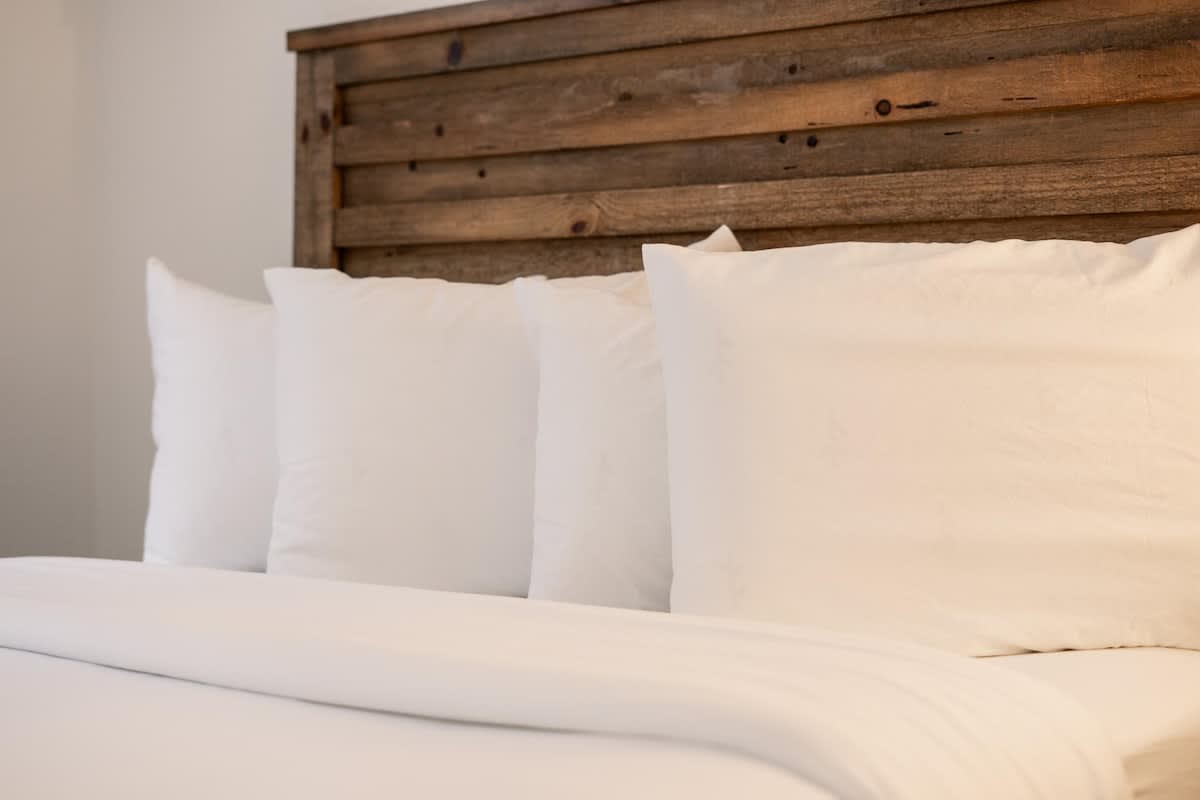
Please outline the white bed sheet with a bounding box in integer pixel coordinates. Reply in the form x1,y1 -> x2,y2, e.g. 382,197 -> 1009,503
995,648 -> 1200,800
0,647 -> 815,800
0,558 -> 1127,800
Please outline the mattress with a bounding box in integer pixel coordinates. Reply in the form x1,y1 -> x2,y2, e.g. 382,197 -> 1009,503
995,648 -> 1200,800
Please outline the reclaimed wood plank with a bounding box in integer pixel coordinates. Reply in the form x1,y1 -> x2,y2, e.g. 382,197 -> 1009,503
335,40 -> 1200,164
335,154 -> 1200,246
294,51 -> 341,268
339,211 -> 1200,281
342,99 -> 1200,206
344,0 -> 1198,125
332,0 -> 1009,85
288,0 -> 651,52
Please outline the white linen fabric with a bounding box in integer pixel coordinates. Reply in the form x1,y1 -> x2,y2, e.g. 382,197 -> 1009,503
645,225 -> 1200,656
144,260 -> 274,570
517,226 -> 741,611
0,558 -> 1128,800
266,228 -> 736,596
265,268 -> 539,595
1,648 -> 818,800
996,648 -> 1200,800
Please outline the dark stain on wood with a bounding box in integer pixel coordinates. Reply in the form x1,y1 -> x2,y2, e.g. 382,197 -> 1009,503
447,38 -> 464,66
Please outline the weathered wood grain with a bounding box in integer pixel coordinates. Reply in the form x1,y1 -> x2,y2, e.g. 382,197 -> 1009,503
294,52 -> 340,268
343,0 -> 1195,107
343,0 -> 1198,125
339,211 -> 1200,281
335,154 -> 1200,246
335,40 -> 1200,164
342,99 -> 1200,206
341,233 -> 698,282
288,0 -> 651,52
332,0 -> 1009,85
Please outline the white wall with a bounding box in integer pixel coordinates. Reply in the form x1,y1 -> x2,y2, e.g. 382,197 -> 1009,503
0,1 -> 96,558
0,0 -> 468,560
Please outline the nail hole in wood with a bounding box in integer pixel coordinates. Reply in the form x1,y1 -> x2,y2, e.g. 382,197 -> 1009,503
787,63 -> 798,75
447,39 -> 464,66
875,99 -> 892,116
435,124 -> 445,137
806,135 -> 819,148
571,221 -> 588,235
319,112 -> 332,133
618,91 -> 634,102
778,133 -> 789,144
300,123 -> 309,144
477,168 -> 488,179
408,160 -> 418,172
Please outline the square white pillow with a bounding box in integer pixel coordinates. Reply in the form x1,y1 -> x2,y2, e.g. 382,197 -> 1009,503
646,226 -> 1200,656
516,226 -> 741,610
266,268 -> 540,594
266,228 -> 739,596
144,259 -> 274,570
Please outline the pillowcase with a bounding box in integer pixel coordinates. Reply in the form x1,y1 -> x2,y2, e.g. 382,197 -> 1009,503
144,260 -> 274,570
516,226 -> 741,611
265,227 -> 739,596
645,226 -> 1200,656
265,269 -> 541,594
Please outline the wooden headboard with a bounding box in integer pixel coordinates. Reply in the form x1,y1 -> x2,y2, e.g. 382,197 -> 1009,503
288,0 -> 1200,282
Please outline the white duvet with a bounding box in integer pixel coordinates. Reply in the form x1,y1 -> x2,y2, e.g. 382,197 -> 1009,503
0,558 -> 1129,800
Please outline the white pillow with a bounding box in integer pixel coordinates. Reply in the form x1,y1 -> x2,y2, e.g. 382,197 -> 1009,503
517,226 -> 741,611
144,260 -> 274,570
645,226 -> 1200,656
265,227 -> 739,595
265,268 -> 541,594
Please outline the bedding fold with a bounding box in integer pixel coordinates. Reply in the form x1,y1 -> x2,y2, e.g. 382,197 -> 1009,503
0,558 -> 1129,800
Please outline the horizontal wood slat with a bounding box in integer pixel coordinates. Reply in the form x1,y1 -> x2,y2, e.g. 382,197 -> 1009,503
332,0 -> 1009,85
288,0 -> 651,52
335,40 -> 1200,164
335,154 -> 1200,246
340,0 -> 1190,108
342,233 -> 698,281
340,211 -> 1200,281
343,0 -> 1197,124
342,98 -> 1200,207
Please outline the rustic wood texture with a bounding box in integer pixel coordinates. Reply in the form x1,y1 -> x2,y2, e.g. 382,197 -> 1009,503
336,40 -> 1200,164
341,212 -> 1200,282
343,0 -> 1197,121
288,0 -> 1200,280
343,99 -> 1200,206
331,0 -> 1007,85
293,52 -> 340,268
288,0 -> 651,52
336,154 -> 1200,246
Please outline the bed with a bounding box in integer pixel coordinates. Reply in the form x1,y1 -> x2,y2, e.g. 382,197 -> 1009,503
5,0 -> 1200,797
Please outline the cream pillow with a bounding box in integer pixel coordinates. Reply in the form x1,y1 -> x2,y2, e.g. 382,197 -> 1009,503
144,260 -> 274,570
264,228 -> 737,595
646,226 -> 1200,655
518,226 -> 741,611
